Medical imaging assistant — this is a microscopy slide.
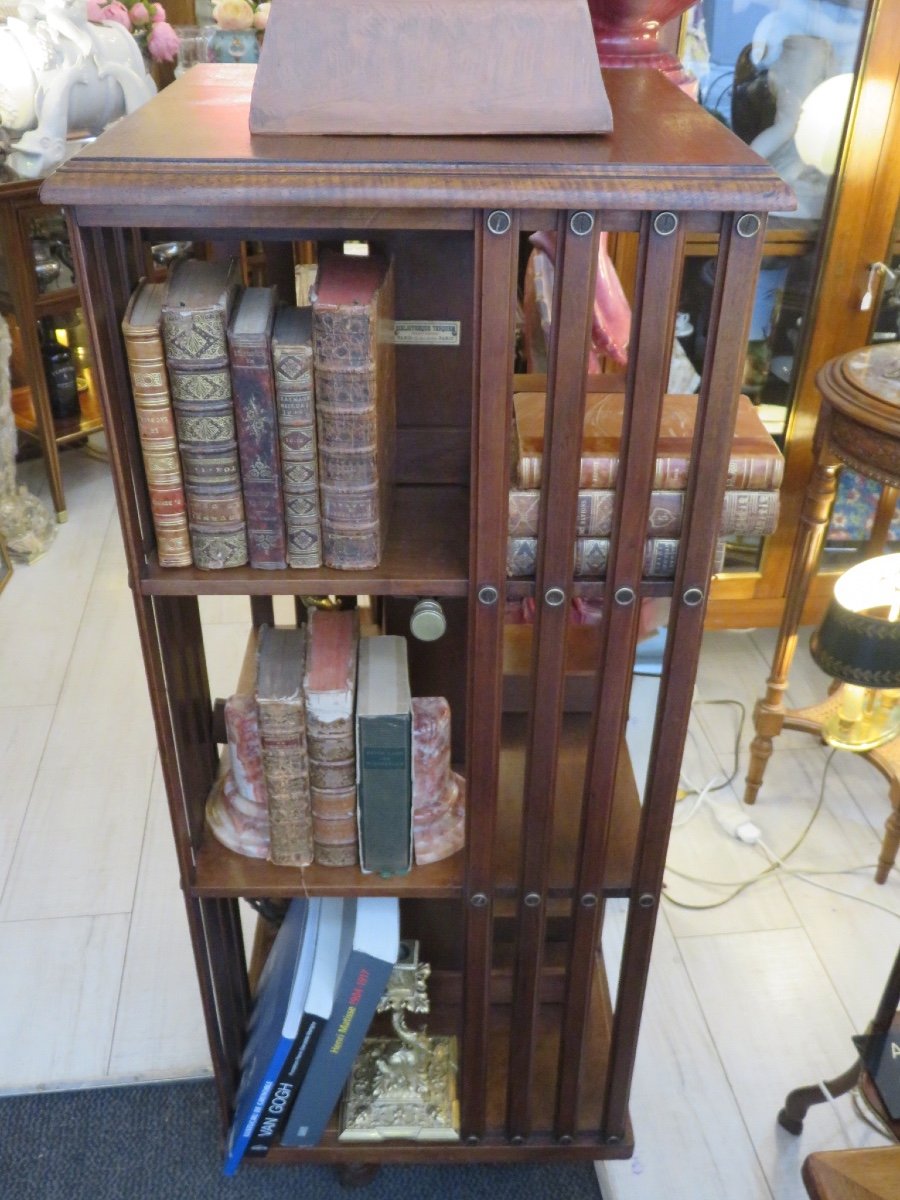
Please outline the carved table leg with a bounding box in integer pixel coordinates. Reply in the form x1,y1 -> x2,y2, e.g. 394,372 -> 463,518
744,450 -> 841,806
777,1060 -> 862,1135
875,782 -> 900,884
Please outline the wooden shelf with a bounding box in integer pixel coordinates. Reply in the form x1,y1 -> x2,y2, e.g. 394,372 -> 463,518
140,485 -> 469,597
33,285 -> 81,318
13,382 -> 103,446
261,970 -> 632,1163
192,838 -> 463,899
191,712 -> 638,900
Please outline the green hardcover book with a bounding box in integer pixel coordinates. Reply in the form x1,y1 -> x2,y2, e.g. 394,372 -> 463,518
355,636 -> 412,876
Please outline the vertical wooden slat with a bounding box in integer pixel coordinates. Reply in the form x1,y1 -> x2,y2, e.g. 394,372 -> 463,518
202,895 -> 251,1113
555,212 -> 686,1137
67,222 -> 156,576
461,207 -> 519,1139
250,595 -> 276,627
506,211 -> 599,1139
601,212 -> 767,1139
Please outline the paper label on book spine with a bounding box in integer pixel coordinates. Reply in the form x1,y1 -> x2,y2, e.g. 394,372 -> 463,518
392,320 -> 460,346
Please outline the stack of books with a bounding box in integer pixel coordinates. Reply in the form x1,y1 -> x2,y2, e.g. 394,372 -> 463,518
506,389 -> 784,579
224,894 -> 400,1173
121,251 -> 395,573
210,613 -> 465,871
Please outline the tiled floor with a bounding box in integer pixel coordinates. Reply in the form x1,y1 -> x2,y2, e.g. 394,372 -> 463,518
1,449 -> 897,1199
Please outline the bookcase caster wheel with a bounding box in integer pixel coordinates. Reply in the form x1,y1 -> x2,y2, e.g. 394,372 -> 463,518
336,1163 -> 381,1188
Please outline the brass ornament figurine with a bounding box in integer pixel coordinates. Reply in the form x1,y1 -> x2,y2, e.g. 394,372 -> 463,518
340,940 -> 459,1142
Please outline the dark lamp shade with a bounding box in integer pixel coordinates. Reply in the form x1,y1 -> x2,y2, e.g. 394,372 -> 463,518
809,553 -> 900,688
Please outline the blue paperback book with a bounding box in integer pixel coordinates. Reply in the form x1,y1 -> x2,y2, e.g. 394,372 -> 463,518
280,895 -> 400,1148
223,896 -> 322,1176
245,897 -> 346,1157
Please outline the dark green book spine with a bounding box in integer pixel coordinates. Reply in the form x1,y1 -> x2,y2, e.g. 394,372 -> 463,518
357,713 -> 411,876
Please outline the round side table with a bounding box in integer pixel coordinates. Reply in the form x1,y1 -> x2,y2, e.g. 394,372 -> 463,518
743,342 -> 900,883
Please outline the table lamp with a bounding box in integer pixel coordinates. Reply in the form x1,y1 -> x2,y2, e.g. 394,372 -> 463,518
809,553 -> 900,752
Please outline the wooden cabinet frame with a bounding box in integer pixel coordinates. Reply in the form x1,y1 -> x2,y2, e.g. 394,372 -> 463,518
45,65 -> 788,1165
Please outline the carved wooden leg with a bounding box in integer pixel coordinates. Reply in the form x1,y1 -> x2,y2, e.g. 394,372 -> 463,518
777,1060 -> 862,1135
875,780 -> 900,884
744,451 -> 840,806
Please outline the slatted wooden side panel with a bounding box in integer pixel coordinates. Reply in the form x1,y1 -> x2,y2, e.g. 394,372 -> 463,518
555,209 -> 688,1139
505,211 -> 599,1139
601,211 -> 767,1138
68,221 -> 245,1123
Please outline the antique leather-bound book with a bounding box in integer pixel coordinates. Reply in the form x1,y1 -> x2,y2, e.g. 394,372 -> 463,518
303,608 -> 360,867
513,391 -> 785,491
121,279 -> 192,567
311,251 -> 395,570
256,625 -> 313,867
271,306 -> 322,568
227,287 -> 287,569
162,258 -> 247,570
507,486 -> 781,539
356,635 -> 411,876
506,536 -> 729,579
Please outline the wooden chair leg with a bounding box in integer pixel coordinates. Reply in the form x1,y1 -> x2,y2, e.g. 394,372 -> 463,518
875,781 -> 900,884
777,1061 -> 862,1135
744,454 -> 840,806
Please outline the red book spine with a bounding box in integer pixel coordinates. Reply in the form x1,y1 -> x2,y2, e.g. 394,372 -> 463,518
311,251 -> 395,570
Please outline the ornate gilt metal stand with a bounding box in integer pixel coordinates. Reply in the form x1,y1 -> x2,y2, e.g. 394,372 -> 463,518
340,940 -> 459,1142
744,345 -> 900,883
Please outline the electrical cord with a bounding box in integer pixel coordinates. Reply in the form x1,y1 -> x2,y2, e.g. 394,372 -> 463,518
665,745 -> 900,916
673,699 -> 746,830
664,746 -> 834,909
757,838 -> 900,921
818,1078 -> 854,1149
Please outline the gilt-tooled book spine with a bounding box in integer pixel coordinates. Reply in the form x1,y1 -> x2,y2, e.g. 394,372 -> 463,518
513,391 -> 785,491
271,306 -> 322,568
228,287 -> 287,569
312,251 -> 395,570
506,536 -> 728,578
304,608 -> 360,867
121,280 -> 192,567
507,487 -> 781,538
256,625 -> 313,867
162,258 -> 247,570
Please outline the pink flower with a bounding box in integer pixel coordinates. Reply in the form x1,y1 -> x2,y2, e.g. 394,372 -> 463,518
102,1 -> 133,28
151,2 -> 166,20
148,18 -> 180,61
129,2 -> 150,25
86,0 -> 107,20
253,1 -> 269,30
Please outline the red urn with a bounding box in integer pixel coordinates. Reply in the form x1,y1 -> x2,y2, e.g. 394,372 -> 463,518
587,0 -> 695,86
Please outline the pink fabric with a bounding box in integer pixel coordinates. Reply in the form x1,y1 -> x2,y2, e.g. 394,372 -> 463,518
527,230 -> 631,368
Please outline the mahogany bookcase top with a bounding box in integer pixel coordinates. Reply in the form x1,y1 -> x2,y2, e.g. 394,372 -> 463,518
42,65 -> 794,221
